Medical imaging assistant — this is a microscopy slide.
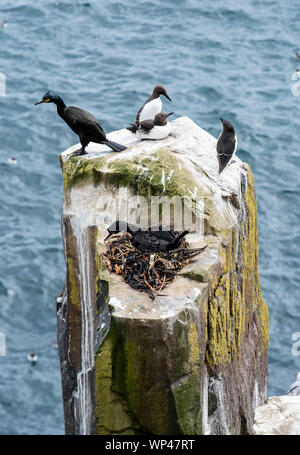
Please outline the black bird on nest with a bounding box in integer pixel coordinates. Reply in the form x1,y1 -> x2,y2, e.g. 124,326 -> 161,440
35,90 -> 127,156
105,221 -> 190,252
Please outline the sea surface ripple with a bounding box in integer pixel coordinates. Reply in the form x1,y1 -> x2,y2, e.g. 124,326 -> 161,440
0,0 -> 299,434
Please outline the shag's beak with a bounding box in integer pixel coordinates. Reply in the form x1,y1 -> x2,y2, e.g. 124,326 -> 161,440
104,232 -> 112,241
219,117 -> 224,122
166,112 -> 174,118
164,92 -> 172,102
34,98 -> 51,105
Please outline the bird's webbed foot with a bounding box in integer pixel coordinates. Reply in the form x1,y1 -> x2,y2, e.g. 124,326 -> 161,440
70,148 -> 88,158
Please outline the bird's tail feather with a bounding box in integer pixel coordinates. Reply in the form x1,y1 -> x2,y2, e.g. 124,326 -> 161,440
219,163 -> 226,174
218,153 -> 232,174
126,122 -> 139,133
175,230 -> 190,243
168,230 -> 190,249
104,139 -> 127,153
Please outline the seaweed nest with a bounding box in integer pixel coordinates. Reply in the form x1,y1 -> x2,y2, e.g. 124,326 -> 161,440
103,232 -> 206,299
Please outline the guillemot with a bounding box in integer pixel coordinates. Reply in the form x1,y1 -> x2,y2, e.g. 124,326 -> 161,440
127,112 -> 173,140
136,85 -> 171,123
287,372 -> 300,396
216,118 -> 237,174
27,353 -> 38,365
105,220 -> 189,252
35,90 -> 127,156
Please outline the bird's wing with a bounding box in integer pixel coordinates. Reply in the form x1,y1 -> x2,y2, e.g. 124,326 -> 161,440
217,132 -> 236,156
136,95 -> 152,122
145,231 -> 172,250
126,122 -> 139,133
136,104 -> 145,123
150,229 -> 175,241
133,231 -> 160,251
64,106 -> 105,137
217,132 -> 236,173
139,119 -> 155,131
287,382 -> 300,395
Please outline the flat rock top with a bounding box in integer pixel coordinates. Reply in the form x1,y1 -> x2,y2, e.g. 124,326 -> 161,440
61,116 -> 245,194
254,396 -> 300,435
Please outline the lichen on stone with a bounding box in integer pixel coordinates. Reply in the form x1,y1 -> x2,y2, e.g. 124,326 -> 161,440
67,257 -> 81,309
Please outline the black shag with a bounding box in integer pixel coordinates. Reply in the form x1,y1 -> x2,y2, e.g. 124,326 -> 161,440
105,220 -> 189,252
35,90 -> 127,156
216,118 -> 237,174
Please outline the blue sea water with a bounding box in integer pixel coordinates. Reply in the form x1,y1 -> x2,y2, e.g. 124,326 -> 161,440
0,0 -> 299,434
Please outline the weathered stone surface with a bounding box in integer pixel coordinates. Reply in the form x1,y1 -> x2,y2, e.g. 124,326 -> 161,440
254,396 -> 300,435
57,116 -> 269,435
57,217 -> 99,435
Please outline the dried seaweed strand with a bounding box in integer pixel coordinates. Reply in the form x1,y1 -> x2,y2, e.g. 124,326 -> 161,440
103,233 -> 206,299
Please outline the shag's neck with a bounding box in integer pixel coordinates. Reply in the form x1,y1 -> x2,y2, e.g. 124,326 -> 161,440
54,97 -> 66,117
126,222 -> 140,235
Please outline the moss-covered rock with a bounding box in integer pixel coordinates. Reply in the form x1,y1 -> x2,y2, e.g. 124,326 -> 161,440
57,117 -> 268,435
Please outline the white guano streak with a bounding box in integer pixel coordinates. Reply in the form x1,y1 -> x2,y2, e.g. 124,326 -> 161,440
72,221 -> 95,435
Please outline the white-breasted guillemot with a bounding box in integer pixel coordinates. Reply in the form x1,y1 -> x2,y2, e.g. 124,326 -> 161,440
127,112 -> 173,140
136,85 -> 171,123
216,118 -> 237,174
287,372 -> 300,396
27,353 -> 38,365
